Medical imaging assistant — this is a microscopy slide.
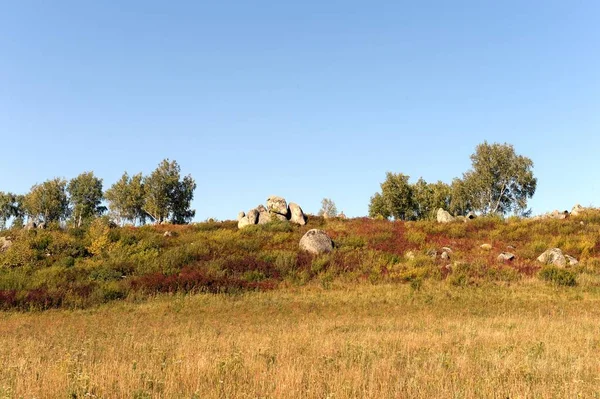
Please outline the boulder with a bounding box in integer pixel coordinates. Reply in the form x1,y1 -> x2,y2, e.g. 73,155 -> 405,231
247,209 -> 260,224
497,252 -> 515,262
571,204 -> 587,217
426,249 -> 437,258
267,196 -> 288,216
237,211 -> 245,221
436,208 -> 455,223
338,212 -> 347,219
25,220 -> 37,231
537,248 -> 578,268
466,211 -> 476,220
237,216 -> 254,229
480,243 -> 492,251
163,231 -> 173,237
271,212 -> 288,222
0,237 -> 12,252
299,229 -> 334,255
288,203 -> 307,225
442,247 -> 453,253
257,211 -> 272,225
405,251 -> 416,260
441,251 -> 450,261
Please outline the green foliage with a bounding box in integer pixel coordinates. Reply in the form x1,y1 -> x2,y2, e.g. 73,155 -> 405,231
318,198 -> 338,217
23,178 -> 69,223
0,192 -> 19,230
105,172 -> 147,225
67,172 -> 106,227
463,141 -> 537,216
369,172 -> 414,220
539,266 -> 577,286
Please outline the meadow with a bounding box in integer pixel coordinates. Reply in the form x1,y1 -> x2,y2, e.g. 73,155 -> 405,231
2,213 -> 600,397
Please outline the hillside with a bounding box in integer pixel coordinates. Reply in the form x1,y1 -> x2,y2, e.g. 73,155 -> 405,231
1,211 -> 599,310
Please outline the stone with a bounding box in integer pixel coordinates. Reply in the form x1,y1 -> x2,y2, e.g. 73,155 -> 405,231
571,204 -> 587,217
537,248 -> 568,268
441,251 -> 450,261
436,208 -> 455,223
258,211 -> 272,225
338,212 -> 347,219
267,196 -> 288,216
237,216 -> 254,229
289,203 -> 307,225
25,220 -> 37,231
442,247 -> 453,253
237,211 -> 245,221
247,209 -> 260,224
0,237 -> 12,252
163,231 -> 173,237
299,229 -> 334,255
271,212 -> 288,222
38,222 -> 47,229
256,204 -> 267,213
466,211 -> 476,220
405,251 -> 416,260
497,252 -> 515,262
565,255 -> 579,266
426,249 -> 437,258
480,244 -> 492,251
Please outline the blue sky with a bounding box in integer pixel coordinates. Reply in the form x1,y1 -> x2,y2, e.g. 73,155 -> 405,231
1,1 -> 598,220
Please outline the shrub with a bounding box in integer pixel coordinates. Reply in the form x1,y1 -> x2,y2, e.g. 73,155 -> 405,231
539,266 -> 577,286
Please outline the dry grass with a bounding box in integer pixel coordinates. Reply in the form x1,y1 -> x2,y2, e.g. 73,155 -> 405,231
1,281 -> 600,398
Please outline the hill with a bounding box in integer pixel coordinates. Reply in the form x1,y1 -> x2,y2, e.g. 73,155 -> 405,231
1,211 -> 599,310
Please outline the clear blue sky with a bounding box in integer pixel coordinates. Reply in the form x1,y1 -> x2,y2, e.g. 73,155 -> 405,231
1,1 -> 599,220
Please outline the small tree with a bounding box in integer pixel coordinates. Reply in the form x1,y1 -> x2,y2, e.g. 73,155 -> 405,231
463,142 -> 537,215
105,172 -> 147,225
143,159 -> 196,224
23,178 -> 69,224
318,198 -> 338,218
412,178 -> 452,220
67,171 -> 106,227
369,172 -> 414,220
0,192 -> 17,230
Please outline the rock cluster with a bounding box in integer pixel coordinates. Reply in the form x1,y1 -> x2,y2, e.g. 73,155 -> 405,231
437,208 -> 477,223
537,248 -> 578,268
238,196 -> 307,229
533,204 -> 595,220
299,229 -> 334,255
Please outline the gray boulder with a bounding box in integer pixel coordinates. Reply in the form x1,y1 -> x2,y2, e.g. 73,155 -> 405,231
571,204 -> 587,217
497,252 -> 515,262
238,215 -> 254,229
247,209 -> 259,224
289,203 -> 307,225
466,211 -> 476,220
537,248 -> 578,267
267,196 -> 288,216
441,251 -> 451,261
299,229 -> 334,255
237,211 -> 245,221
436,208 -> 455,223
258,211 -> 272,225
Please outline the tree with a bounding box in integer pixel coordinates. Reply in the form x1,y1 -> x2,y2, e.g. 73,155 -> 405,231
105,172 -> 147,225
318,198 -> 338,218
143,159 -> 196,224
67,171 -> 106,227
412,178 -> 452,220
369,172 -> 414,220
368,192 -> 391,219
448,178 -> 473,216
463,142 -> 537,215
0,192 -> 17,230
23,178 -> 69,223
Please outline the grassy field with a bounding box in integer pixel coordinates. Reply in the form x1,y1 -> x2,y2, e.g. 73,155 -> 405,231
1,281 -> 600,398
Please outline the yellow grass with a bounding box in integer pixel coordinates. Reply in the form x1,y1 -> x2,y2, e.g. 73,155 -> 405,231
1,281 -> 600,398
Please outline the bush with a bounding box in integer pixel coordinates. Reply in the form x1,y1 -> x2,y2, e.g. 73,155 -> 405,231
539,266 -> 577,286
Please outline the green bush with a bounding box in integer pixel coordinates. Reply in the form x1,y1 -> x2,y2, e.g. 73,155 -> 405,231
539,266 -> 577,286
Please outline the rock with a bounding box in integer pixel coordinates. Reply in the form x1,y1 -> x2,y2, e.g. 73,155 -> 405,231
441,251 -> 450,261
537,248 -> 570,268
163,231 -> 173,237
258,211 -> 272,225
271,212 -> 288,222
497,252 -> 515,262
237,211 -> 245,221
238,216 -> 254,229
405,251 -> 415,260
507,245 -> 516,250
0,237 -> 12,252
299,229 -> 334,255
466,211 -> 476,220
256,205 -> 267,213
267,196 -> 288,216
25,220 -> 37,231
38,222 -> 47,229
247,209 -> 260,224
442,247 -> 453,253
289,203 -> 307,225
338,212 -> 347,219
455,216 -> 467,222
480,244 -> 492,251
436,208 -> 455,223
571,204 -> 587,217
565,255 -> 579,266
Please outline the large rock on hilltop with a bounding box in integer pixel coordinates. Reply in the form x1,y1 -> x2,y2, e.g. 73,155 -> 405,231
237,211 -> 245,221
267,196 -> 288,216
289,203 -> 307,225
299,229 -> 334,255
258,211 -> 272,225
0,237 -> 12,252
571,204 -> 587,217
237,216 -> 254,229
247,209 -> 259,224
437,208 -> 455,223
